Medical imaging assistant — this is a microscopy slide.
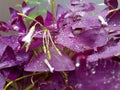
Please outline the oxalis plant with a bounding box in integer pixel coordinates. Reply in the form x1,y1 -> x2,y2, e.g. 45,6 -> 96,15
0,0 -> 120,90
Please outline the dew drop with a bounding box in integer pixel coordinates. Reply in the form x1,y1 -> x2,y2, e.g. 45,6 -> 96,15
76,83 -> 83,89
114,84 -> 120,89
112,75 -> 116,79
85,72 -> 89,76
107,79 -> 111,84
91,68 -> 96,74
33,65 -> 37,69
76,63 -> 80,67
75,57 -> 80,67
86,62 -> 91,69
37,60 -> 40,64
111,70 -> 115,75
113,24 -> 117,27
103,61 -> 107,68
13,25 -> 19,31
95,62 -> 99,67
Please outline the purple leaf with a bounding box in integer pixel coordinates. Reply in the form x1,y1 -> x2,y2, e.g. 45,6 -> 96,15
72,15 -> 101,30
70,0 -> 81,5
0,47 -> 17,69
16,51 -> 33,65
2,66 -> 21,80
81,2 -> 96,12
56,4 -> 67,20
0,35 -> 20,50
22,1 -> 35,15
55,27 -> 86,52
9,8 -> 26,32
87,41 -> 120,62
24,47 -> 75,72
69,0 -> 95,12
9,8 -> 18,24
29,38 -> 43,50
39,72 -> 65,90
29,15 -> 44,33
76,28 -> 108,48
0,21 -> 12,32
0,73 -> 5,90
55,27 -> 108,52
106,9 -> 120,31
104,0 -> 118,9
71,58 -> 120,90
44,11 -> 53,26
0,41 -> 7,58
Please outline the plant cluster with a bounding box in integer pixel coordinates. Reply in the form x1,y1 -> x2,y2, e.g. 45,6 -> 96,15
0,0 -> 120,90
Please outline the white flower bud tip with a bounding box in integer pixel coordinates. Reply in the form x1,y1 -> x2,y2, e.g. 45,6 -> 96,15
22,25 -> 35,44
98,15 -> 108,26
44,59 -> 54,73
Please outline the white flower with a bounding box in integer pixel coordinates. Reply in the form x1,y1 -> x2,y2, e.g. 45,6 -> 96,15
22,25 -> 35,44
44,59 -> 54,73
98,15 -> 108,26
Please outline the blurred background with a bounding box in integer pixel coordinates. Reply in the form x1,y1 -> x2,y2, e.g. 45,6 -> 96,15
0,0 -> 114,21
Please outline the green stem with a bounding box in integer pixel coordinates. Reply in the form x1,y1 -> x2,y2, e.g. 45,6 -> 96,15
4,72 -> 42,90
51,0 -> 56,24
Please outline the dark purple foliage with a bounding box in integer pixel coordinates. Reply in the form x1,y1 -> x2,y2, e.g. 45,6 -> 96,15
1,66 -> 22,80
0,35 -> 20,50
22,1 -> 35,15
104,0 -> 118,9
0,73 -> 5,90
9,8 -> 26,32
0,21 -> 12,32
70,56 -> 120,90
106,9 -> 120,31
39,72 -> 65,90
1,0 -> 120,90
0,46 -> 17,69
24,47 -> 75,72
0,42 -> 7,58
44,11 -> 53,27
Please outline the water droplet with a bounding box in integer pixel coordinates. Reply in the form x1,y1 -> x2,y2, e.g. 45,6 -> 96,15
103,77 -> 108,84
114,84 -> 120,89
113,24 -> 117,27
107,80 -> 111,84
91,68 -> 96,74
95,62 -> 99,66
17,46 -> 21,50
13,25 -> 19,31
75,57 -> 80,67
37,61 -> 40,63
86,62 -> 91,69
33,65 -> 37,69
85,72 -> 89,76
93,48 -> 97,51
76,83 -> 83,89
76,63 -> 80,67
103,81 -> 107,84
112,76 -> 116,79
103,61 -> 107,68
111,70 -> 115,75
90,61 -> 99,67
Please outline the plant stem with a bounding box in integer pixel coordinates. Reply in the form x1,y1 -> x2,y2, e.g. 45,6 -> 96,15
4,72 -> 42,90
